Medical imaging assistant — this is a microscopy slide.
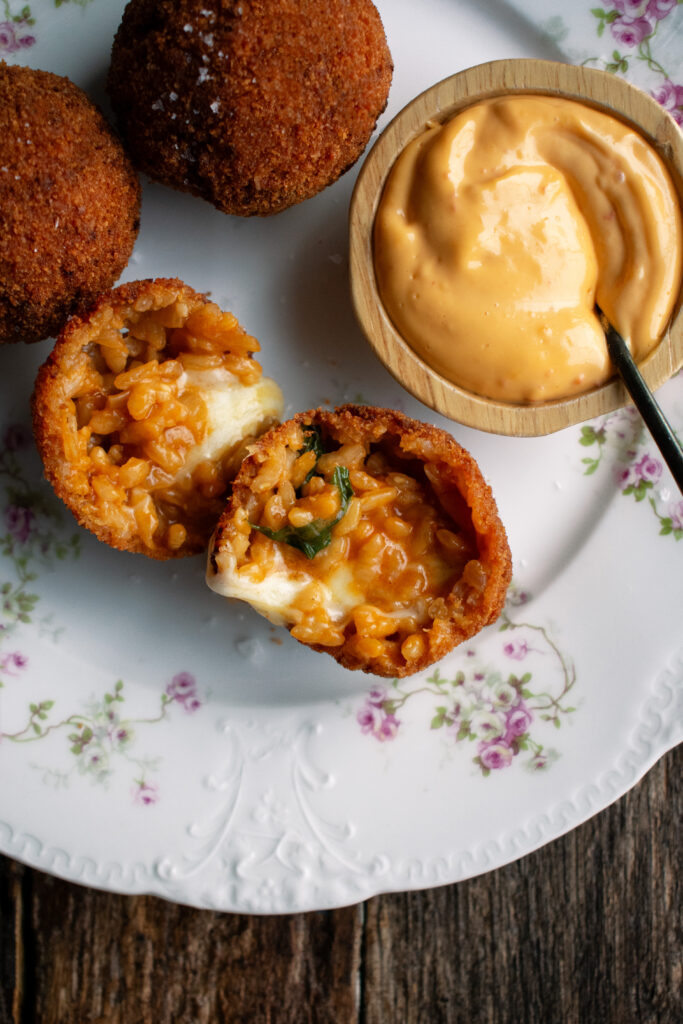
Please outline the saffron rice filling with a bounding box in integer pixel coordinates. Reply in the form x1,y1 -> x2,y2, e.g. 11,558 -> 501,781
208,406 -> 512,677
32,278 -> 283,558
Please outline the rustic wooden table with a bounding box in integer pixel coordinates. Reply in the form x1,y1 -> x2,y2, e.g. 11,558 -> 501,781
0,743 -> 680,1024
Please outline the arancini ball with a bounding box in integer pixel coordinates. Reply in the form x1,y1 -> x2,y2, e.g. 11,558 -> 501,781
207,405 -> 512,677
32,278 -> 283,559
107,0 -> 393,216
0,62 -> 141,345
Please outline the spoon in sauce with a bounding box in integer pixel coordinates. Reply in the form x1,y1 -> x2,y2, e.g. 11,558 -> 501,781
597,308 -> 683,494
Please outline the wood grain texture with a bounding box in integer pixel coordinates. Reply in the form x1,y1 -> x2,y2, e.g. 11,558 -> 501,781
349,58 -> 683,437
0,744 -> 680,1024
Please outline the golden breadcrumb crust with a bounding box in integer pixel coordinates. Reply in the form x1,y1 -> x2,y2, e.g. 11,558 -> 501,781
0,62 -> 140,345
211,405 -> 513,677
107,0 -> 393,216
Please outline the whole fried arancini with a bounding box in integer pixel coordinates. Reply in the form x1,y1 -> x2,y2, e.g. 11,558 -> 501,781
0,62 -> 140,345
207,406 -> 512,677
32,278 -> 283,559
107,0 -> 393,216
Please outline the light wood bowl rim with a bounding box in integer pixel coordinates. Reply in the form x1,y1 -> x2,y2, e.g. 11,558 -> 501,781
349,58 -> 683,436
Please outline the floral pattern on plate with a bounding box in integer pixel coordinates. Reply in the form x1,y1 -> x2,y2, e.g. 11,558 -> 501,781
3,673 -> 203,802
0,421 -> 204,802
357,588 -> 575,774
587,0 -> 683,122
0,1 -> 35,53
578,404 -> 683,540
1,422 -> 81,688
0,0 -> 99,55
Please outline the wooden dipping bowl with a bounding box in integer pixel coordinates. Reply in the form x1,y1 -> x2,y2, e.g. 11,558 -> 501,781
349,59 -> 683,436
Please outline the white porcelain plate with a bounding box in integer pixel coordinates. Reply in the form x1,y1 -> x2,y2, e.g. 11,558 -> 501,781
1,0 -> 681,913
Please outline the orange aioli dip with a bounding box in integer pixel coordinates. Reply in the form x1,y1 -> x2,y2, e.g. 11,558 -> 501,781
373,94 -> 683,403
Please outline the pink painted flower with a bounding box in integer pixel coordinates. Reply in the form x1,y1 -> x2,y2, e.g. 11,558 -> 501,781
615,463 -> 635,490
646,0 -> 677,19
5,505 -> 34,543
0,21 -> 20,51
505,705 -> 533,740
132,780 -> 159,806
0,651 -> 27,675
668,500 -> 683,532
503,640 -> 529,661
612,0 -> 649,12
633,453 -> 662,484
358,699 -> 400,741
166,671 -> 201,712
367,686 -> 387,706
478,740 -> 514,771
651,78 -> 683,125
357,705 -> 377,733
610,15 -> 653,46
376,713 -> 400,741
0,20 -> 34,52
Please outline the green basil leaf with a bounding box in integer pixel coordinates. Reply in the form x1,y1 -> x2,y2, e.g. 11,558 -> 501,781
299,426 -> 325,486
252,465 -> 354,559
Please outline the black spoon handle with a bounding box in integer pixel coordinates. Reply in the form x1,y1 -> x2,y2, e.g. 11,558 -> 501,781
600,313 -> 683,495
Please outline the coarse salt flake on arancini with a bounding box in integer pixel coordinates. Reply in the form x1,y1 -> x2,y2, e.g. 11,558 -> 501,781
107,0 -> 393,216
0,61 -> 140,345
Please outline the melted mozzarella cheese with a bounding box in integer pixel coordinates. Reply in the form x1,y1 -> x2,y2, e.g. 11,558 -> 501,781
207,547 -> 366,628
180,367 -> 283,480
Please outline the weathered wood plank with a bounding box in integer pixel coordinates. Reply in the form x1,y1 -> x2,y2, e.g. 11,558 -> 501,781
23,889 -> 361,1024
362,744 -> 682,1024
0,857 -> 24,1024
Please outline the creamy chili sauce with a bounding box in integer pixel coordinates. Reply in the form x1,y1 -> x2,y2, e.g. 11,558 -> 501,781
373,94 -> 682,403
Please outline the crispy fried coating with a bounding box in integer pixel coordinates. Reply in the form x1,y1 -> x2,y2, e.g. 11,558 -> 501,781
107,0 -> 393,216
209,405 -> 512,677
0,62 -> 140,345
33,278 -> 283,559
